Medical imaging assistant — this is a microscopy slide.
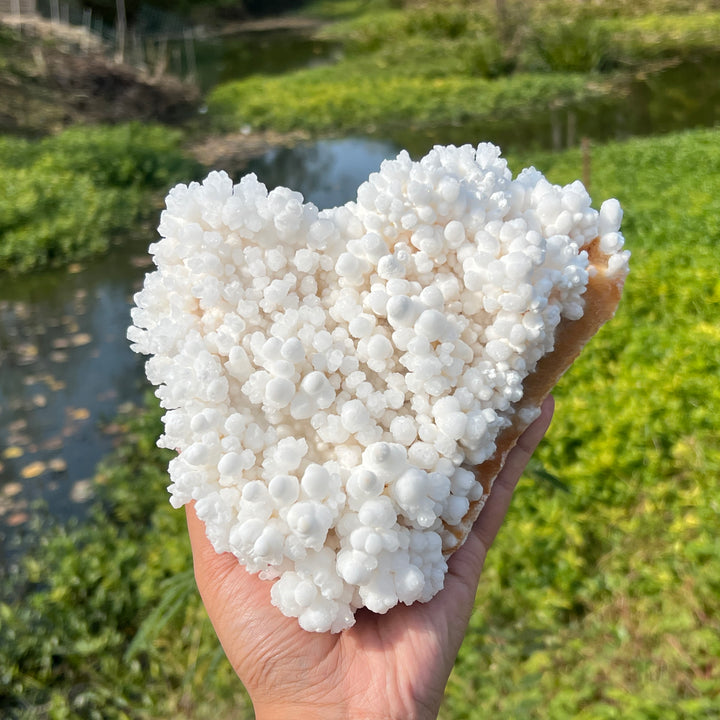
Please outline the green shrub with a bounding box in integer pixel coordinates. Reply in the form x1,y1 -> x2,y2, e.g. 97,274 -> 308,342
0,124 -> 201,273
600,12 -> 720,63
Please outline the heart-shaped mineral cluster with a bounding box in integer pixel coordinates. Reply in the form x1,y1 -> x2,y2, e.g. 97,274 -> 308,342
128,143 -> 628,632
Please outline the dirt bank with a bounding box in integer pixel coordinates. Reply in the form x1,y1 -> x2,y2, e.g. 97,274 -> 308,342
0,21 -> 200,135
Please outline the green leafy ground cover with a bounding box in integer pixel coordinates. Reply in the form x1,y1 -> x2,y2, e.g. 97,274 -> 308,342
2,127 -> 718,718
443,128 -> 720,718
208,0 -> 720,134
0,124 -> 200,273
0,400 -> 251,719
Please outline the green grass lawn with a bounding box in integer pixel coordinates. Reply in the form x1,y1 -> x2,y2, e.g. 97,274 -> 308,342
2,126 -> 718,718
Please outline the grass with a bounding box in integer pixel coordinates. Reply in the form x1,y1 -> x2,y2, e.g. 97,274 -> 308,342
207,1 -> 720,136
1,125 -> 718,717
1,0 -> 718,715
208,69 -> 599,133
0,398 -> 253,719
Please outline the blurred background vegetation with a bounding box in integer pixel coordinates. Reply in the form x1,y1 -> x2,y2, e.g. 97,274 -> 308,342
1,0 -> 719,717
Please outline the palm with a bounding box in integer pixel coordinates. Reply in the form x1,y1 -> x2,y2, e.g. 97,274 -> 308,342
186,397 -> 553,720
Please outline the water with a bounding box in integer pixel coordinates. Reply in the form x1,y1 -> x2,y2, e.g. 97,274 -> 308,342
244,137 -> 402,206
0,240 -> 151,536
189,28 -> 337,92
2,44 -> 719,538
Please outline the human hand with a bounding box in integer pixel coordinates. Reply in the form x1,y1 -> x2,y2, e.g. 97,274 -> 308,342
186,395 -> 554,720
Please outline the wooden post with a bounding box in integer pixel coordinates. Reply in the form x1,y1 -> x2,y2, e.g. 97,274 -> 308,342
154,36 -> 168,79
567,110 -> 577,149
115,0 -> 126,64
551,109 -> 562,152
496,0 -> 512,45
50,0 -> 59,24
184,27 -> 196,80
82,7 -> 92,52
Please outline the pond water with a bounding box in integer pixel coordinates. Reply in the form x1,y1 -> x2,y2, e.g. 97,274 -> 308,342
0,241 -> 152,545
2,40 -> 719,545
188,28 -> 337,92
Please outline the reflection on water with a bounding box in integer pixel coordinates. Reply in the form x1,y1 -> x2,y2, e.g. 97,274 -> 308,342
0,243 -> 151,536
244,137 -> 401,207
192,29 -> 337,92
385,55 -> 720,157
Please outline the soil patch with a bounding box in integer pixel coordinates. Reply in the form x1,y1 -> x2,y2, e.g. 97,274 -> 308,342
188,128 -> 310,171
0,21 -> 200,134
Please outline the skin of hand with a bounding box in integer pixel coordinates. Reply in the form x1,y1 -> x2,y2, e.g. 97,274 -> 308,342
186,395 -> 554,720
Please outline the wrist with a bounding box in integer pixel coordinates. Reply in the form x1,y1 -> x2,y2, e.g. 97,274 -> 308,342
254,703 -> 435,720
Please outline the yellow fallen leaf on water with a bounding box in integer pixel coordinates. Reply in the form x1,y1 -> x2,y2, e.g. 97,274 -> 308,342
70,333 -> 92,347
31,394 -> 47,408
16,343 -> 39,365
38,373 -> 66,391
61,318 -> 79,333
13,301 -> 30,319
49,351 -> 68,363
3,482 -> 22,497
68,408 -> 91,421
131,255 -> 153,268
67,263 -> 83,274
42,435 -> 63,451
71,479 -> 94,503
102,422 -> 124,435
3,446 -> 23,459
21,461 -> 46,479
49,457 -> 67,472
52,337 -> 70,349
7,512 -> 29,527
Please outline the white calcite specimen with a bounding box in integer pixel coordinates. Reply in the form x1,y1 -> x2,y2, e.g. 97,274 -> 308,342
128,143 -> 629,632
